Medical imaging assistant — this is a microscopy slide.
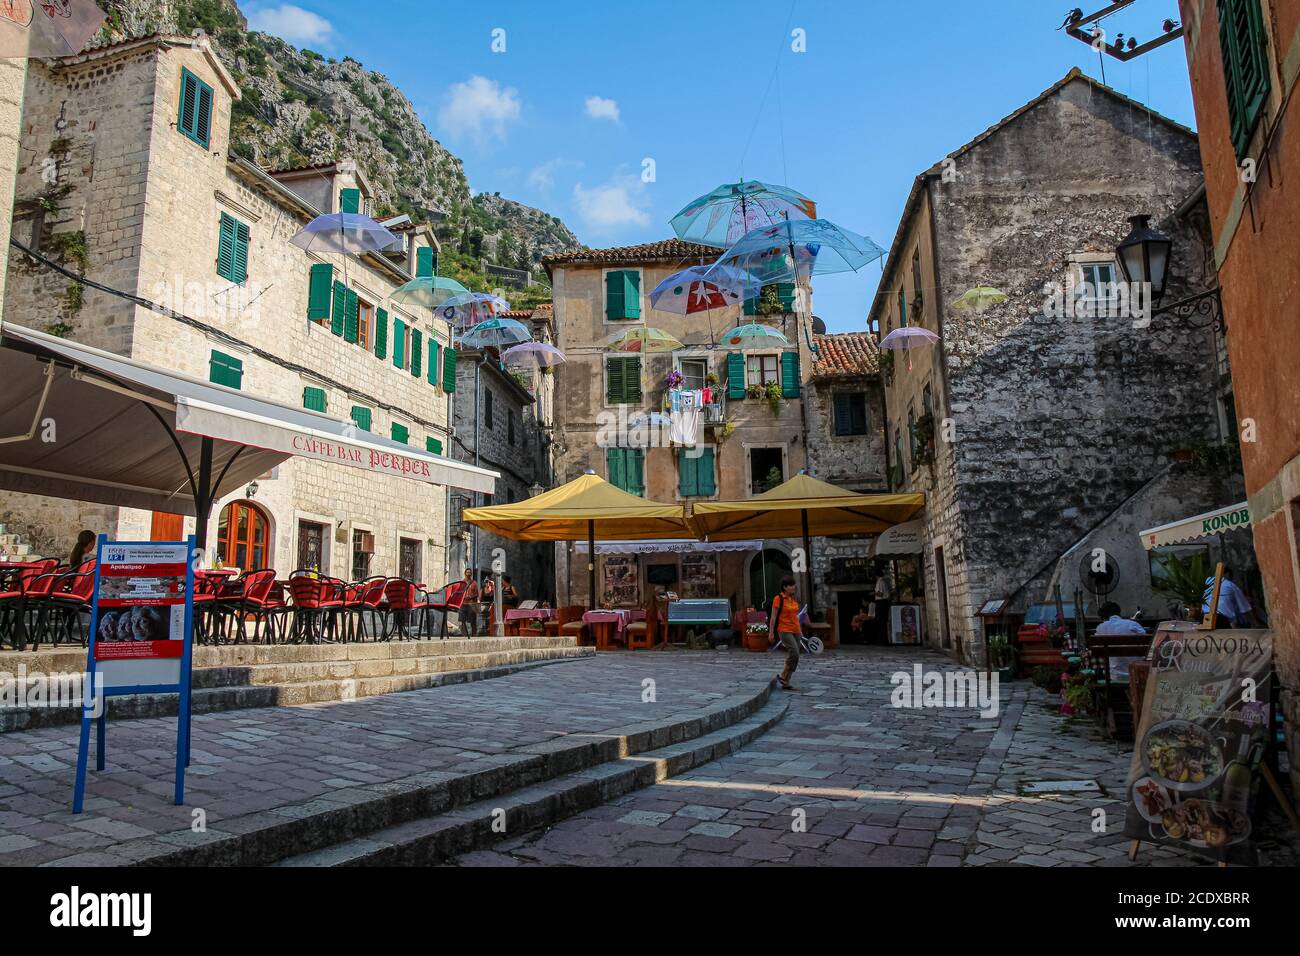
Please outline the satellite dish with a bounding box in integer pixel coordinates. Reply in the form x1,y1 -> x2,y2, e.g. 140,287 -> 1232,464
1078,552 -> 1120,596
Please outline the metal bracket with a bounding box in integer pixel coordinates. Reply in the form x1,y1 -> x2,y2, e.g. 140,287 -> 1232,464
0,360 -> 56,445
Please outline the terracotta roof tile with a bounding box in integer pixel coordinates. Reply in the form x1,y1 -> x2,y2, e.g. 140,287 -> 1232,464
543,239 -> 719,268
812,332 -> 879,379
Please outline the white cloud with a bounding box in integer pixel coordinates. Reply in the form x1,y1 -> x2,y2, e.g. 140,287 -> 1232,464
527,158 -> 583,192
572,174 -> 651,230
584,96 -> 620,122
247,4 -> 334,47
438,76 -> 522,143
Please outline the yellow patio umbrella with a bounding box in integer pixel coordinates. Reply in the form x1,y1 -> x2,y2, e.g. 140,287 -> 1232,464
606,327 -> 684,353
689,473 -> 925,614
462,471 -> 692,609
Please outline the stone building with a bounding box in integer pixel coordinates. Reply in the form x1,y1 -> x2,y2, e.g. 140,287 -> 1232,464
448,304 -> 557,602
868,69 -> 1237,662
0,34 -> 471,584
543,239 -> 814,612
804,330 -> 890,636
1176,0 -> 1300,791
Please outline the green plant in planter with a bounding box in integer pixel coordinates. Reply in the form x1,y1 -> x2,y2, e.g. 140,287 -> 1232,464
1063,671 -> 1094,715
762,467 -> 782,492
1153,550 -> 1211,615
763,380 -> 783,414
746,382 -> 765,400
717,419 -> 737,442
705,371 -> 720,387
987,633 -> 1012,669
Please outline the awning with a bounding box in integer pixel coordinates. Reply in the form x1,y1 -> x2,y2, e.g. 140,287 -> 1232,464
1138,502 -> 1252,551
871,519 -> 924,556
0,323 -> 496,516
573,538 -> 763,555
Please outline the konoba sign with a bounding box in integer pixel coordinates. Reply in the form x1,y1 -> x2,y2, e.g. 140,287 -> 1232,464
291,435 -> 434,479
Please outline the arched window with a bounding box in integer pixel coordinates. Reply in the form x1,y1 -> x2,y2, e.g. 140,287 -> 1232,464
217,501 -> 270,570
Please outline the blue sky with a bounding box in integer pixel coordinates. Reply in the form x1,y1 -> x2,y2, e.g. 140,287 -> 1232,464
245,0 -> 1199,332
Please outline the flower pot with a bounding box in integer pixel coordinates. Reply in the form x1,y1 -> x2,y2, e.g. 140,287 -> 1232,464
743,632 -> 770,652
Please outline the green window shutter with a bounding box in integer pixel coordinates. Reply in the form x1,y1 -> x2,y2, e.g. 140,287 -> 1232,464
426,436 -> 443,455
606,357 -> 623,404
331,281 -> 346,336
898,288 -> 908,327
605,270 -> 625,320
374,307 -> 388,359
307,263 -> 333,322
216,213 -> 235,281
427,340 -> 440,386
416,246 -> 435,277
410,328 -> 422,377
623,271 -> 641,319
776,282 -> 796,312
391,422 -> 409,444
302,386 -> 327,412
677,449 -> 697,497
726,352 -> 746,399
624,356 -> 642,403
607,447 -> 626,492
698,448 -> 716,497
209,350 -> 243,389
393,317 -> 406,368
743,294 -> 758,316
781,351 -> 801,398
344,288 -> 359,343
339,188 -> 360,214
232,220 -> 249,283
350,406 -> 371,432
628,449 -> 645,497
833,393 -> 851,435
178,68 -> 213,148
1219,0 -> 1271,159
442,347 -> 457,391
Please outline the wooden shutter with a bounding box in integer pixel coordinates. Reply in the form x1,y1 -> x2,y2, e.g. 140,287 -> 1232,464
606,357 -> 624,404
898,288 -> 908,327
624,357 -> 642,403
302,386 -> 327,412
428,340 -> 440,385
442,347 -> 457,391
697,448 -> 716,496
178,69 -> 212,147
781,351 -> 800,398
628,449 -> 645,497
196,82 -> 213,147
852,394 -> 867,434
391,422 -> 409,444
232,220 -> 249,283
607,447 -> 626,491
605,271 -> 625,320
622,271 -> 641,319
426,436 -> 443,455
727,352 -> 746,399
416,247 -> 435,277
350,406 -> 371,432
344,288 -> 360,343
677,449 -> 697,497
209,351 -> 243,389
339,188 -> 361,214
743,294 -> 757,316
1219,0 -> 1271,158
777,282 -> 796,312
216,214 -> 236,281
393,317 -> 406,368
410,328 -> 422,377
375,307 -> 388,358
331,281 -> 346,335
833,393 -> 851,435
307,263 -> 333,322
485,388 -> 494,429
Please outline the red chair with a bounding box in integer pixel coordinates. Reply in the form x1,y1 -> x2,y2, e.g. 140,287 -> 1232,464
343,576 -> 388,641
213,569 -> 279,643
288,574 -> 345,644
382,578 -> 432,640
38,562 -> 97,649
426,580 -> 469,639
0,559 -> 57,649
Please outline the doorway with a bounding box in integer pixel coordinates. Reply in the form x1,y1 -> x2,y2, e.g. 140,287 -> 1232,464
399,537 -> 421,583
934,545 -> 951,650
836,589 -> 877,645
216,501 -> 270,570
748,549 -> 790,612
296,520 -> 326,573
150,512 -> 183,541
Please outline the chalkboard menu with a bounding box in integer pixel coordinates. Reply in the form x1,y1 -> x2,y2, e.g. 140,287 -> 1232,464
1124,627 -> 1273,865
827,556 -> 874,586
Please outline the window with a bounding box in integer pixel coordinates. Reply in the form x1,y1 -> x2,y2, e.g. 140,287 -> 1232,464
302,386 -> 327,412
1075,261 -> 1119,305
350,405 -> 372,432
746,354 -> 779,387
216,213 -> 249,284
391,422 -> 409,444
351,529 -> 372,581
744,282 -> 795,316
484,388 -> 495,429
339,188 -> 361,215
1218,0 -> 1271,159
307,263 -> 333,324
606,447 -> 645,496
911,250 -> 923,311
296,520 -> 326,573
678,447 -> 717,497
399,537 -> 421,583
605,356 -> 642,404
604,269 -> 642,321
922,382 -> 934,420
749,447 -> 784,494
177,67 -> 213,149
679,357 -> 708,391
357,300 -> 373,350
217,501 -> 269,570
508,408 -> 516,445
209,350 -> 243,389
426,436 -> 443,455
832,393 -> 868,436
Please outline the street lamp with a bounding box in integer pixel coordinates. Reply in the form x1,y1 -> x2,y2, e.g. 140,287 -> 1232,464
528,481 -> 545,498
1115,214 -> 1173,305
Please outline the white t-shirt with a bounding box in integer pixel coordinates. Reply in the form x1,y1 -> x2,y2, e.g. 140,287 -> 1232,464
874,576 -> 891,600
1202,577 -> 1251,620
1095,615 -> 1147,636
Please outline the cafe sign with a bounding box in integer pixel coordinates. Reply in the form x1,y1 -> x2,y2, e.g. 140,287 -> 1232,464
1138,502 -> 1252,551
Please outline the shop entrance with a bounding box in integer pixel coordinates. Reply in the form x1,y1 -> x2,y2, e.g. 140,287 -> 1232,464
836,589 -> 877,645
748,549 -> 790,612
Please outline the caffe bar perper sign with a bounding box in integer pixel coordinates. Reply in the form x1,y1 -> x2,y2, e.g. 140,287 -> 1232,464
1124,627 -> 1273,864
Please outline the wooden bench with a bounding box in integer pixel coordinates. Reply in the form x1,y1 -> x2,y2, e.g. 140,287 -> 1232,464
1086,631 -> 1153,740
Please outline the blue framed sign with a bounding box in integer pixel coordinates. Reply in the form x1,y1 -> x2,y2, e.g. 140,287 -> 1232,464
72,535 -> 196,813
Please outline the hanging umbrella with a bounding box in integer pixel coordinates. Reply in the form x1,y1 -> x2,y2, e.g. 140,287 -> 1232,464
707,218 -> 886,286
501,342 -> 566,371
457,317 -> 532,351
390,275 -> 469,310
671,181 -> 817,248
689,473 -> 926,616
462,472 -> 693,609
649,264 -> 758,315
0,0 -> 106,58
290,213 -> 403,257
952,286 -> 1009,312
878,326 -> 940,371
606,327 -> 684,353
439,292 -> 512,329
721,323 -> 790,349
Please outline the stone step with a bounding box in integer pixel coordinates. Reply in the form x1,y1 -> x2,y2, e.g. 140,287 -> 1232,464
68,677 -> 779,867
274,696 -> 789,866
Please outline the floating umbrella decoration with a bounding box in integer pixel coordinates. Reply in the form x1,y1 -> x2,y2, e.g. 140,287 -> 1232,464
501,341 -> 566,371
456,317 -> 532,351
878,326 -> 940,371
389,275 -> 469,310
439,292 -> 512,330
707,218 -> 886,286
649,264 -> 758,314
721,323 -> 790,350
671,180 -> 817,248
290,212 -> 403,257
606,327 -> 684,354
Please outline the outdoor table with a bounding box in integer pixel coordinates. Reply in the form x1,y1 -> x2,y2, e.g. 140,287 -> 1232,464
504,607 -> 555,636
582,609 -> 644,650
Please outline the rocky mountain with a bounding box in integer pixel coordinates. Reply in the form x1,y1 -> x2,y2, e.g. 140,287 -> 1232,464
96,0 -> 579,284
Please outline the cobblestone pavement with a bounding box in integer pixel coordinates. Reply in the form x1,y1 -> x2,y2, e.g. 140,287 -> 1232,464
0,654 -> 772,866
452,647 -> 1300,867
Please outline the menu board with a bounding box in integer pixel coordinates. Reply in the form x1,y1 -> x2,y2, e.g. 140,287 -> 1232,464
1123,626 -> 1273,864
679,553 -> 718,599
93,543 -> 189,666
601,554 -> 639,607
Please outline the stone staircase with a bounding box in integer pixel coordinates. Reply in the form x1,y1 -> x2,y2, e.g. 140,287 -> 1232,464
0,636 -> 594,733
0,522 -> 39,561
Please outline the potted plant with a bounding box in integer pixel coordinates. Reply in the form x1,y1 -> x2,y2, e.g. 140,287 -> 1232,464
705,371 -> 720,388
987,633 -> 1015,681
665,369 -> 684,390
1153,550 -> 1211,620
716,419 -> 737,442
763,380 -> 783,414
746,382 -> 765,400
743,621 -> 770,652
